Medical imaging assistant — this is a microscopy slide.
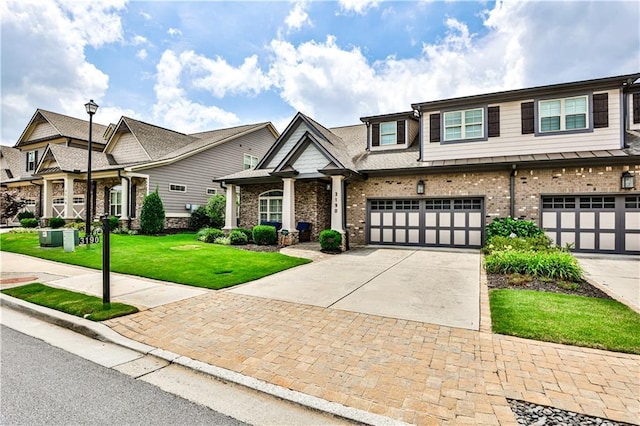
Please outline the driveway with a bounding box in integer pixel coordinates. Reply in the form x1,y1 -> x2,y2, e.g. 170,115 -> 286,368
228,248 -> 481,330
575,254 -> 640,312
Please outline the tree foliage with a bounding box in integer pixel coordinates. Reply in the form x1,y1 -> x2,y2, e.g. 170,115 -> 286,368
0,191 -> 26,221
205,194 -> 226,229
140,189 -> 165,235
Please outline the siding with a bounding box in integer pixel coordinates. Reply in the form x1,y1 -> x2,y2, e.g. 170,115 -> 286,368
145,127 -> 276,214
630,93 -> 640,131
109,133 -> 150,164
267,122 -> 312,168
27,122 -> 58,141
408,119 -> 419,146
292,144 -> 330,173
422,89 -> 622,161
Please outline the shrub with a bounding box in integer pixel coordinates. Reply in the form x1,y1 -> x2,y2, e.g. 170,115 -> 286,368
17,211 -> 35,221
9,227 -> 39,234
229,229 -> 248,245
319,229 -> 342,252
252,225 -> 277,245
197,227 -> 225,243
214,236 -> 230,245
482,234 -> 552,254
140,189 -> 165,235
206,194 -> 226,229
189,206 -> 211,230
486,217 -> 544,239
48,217 -> 65,229
484,250 -> 582,282
64,221 -> 84,230
20,218 -> 38,228
109,216 -> 120,231
236,227 -> 253,242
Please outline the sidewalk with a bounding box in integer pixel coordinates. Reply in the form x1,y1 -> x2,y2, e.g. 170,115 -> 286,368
1,251 -> 639,425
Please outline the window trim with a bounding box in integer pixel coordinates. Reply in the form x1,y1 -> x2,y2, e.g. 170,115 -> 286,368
169,183 -> 187,193
379,121 -> 397,146
27,151 -> 36,171
258,190 -> 283,223
243,154 -> 259,170
206,188 -> 217,196
534,92 -> 593,137
440,106 -> 488,144
110,186 -> 122,217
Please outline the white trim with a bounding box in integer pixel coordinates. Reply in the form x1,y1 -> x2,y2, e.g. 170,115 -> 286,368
165,213 -> 191,218
538,95 -> 589,133
169,183 -> 187,193
443,108 -> 484,141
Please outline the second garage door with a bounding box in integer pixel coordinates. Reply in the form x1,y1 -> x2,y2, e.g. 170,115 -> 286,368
368,198 -> 484,248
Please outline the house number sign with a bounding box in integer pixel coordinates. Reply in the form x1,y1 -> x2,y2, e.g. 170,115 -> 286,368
79,232 -> 100,245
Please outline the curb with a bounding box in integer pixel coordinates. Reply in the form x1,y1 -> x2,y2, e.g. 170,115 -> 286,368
0,294 -> 410,426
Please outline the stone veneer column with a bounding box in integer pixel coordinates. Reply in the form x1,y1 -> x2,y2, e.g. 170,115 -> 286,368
223,183 -> 237,231
42,178 -> 53,219
282,178 -> 296,231
63,175 -> 75,219
330,175 -> 345,233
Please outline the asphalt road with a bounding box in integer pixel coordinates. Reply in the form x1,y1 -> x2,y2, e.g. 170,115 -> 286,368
0,325 -> 245,426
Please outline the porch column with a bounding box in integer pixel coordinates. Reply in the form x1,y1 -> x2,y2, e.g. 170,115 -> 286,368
42,179 -> 53,219
120,176 -> 129,220
330,175 -> 345,233
282,177 -> 296,231
223,183 -> 237,231
63,175 -> 75,219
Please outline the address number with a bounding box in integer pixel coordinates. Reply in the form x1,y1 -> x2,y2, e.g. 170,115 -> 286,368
79,236 -> 100,245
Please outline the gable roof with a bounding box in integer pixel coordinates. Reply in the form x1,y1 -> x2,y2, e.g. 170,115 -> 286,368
36,144 -> 116,175
15,109 -> 108,147
0,145 -> 23,182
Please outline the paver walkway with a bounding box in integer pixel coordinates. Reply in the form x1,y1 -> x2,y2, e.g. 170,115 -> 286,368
107,278 -> 640,425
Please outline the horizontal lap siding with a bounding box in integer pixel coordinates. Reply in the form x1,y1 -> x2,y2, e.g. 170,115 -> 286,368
27,122 -> 58,141
109,133 -> 150,164
422,89 -> 621,161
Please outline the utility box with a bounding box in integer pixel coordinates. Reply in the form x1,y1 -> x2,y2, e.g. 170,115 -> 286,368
62,229 -> 76,252
39,229 -> 79,248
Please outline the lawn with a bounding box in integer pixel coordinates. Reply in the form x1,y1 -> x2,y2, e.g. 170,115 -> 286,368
0,232 -> 310,290
3,283 -> 138,321
490,289 -> 640,354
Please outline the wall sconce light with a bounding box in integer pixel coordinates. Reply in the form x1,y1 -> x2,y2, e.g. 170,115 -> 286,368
621,171 -> 635,189
416,180 -> 425,195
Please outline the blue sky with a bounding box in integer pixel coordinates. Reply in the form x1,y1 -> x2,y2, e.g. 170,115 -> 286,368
1,0 -> 639,145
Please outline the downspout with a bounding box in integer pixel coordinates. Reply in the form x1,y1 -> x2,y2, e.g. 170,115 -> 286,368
510,164 -> 517,218
416,109 -> 423,162
622,80 -> 629,147
365,121 -> 371,151
30,180 -> 44,218
118,170 -> 132,230
218,180 -> 227,191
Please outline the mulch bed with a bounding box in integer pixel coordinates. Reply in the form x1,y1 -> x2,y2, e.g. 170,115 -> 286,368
487,274 -> 613,300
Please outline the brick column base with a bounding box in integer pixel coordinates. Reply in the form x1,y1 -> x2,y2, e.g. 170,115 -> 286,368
278,230 -> 299,247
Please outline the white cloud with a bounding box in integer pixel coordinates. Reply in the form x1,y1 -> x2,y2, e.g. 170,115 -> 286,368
338,0 -> 379,15
285,1 -> 311,31
132,35 -> 148,46
136,49 -> 148,60
0,0 -> 125,144
139,10 -> 152,20
167,27 -> 182,37
152,50 -> 240,133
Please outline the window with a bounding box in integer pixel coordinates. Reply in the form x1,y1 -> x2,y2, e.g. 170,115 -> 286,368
206,188 -> 217,196
52,198 -> 65,205
395,200 -> 419,210
169,184 -> 187,192
370,200 -> 394,210
443,108 -> 483,141
626,196 -> 640,209
379,122 -> 397,146
539,96 -> 588,132
258,190 -> 282,223
26,151 -> 37,171
542,196 -> 576,209
24,199 -> 36,206
243,154 -> 258,170
73,196 -> 84,204
453,199 -> 482,210
110,186 -> 122,216
425,199 -> 451,210
579,196 -> 615,209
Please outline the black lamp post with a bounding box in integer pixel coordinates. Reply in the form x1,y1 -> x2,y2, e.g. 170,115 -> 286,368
84,100 -> 99,244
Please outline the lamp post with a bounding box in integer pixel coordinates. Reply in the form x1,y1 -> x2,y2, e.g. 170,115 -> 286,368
84,100 -> 99,244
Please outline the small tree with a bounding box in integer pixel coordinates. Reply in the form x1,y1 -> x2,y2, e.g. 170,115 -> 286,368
140,189 -> 165,235
0,191 -> 26,222
206,194 -> 226,229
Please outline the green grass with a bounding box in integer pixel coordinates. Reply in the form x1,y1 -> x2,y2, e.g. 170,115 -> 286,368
2,283 -> 138,321
490,289 -> 640,354
0,232 -> 310,290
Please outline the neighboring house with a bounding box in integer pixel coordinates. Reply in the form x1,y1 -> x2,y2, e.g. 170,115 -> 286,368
1,109 -> 278,228
218,73 -> 640,254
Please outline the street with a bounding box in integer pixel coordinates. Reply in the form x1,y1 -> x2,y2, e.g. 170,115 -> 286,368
1,325 -> 245,425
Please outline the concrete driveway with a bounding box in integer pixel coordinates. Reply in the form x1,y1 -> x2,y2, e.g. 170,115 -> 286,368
575,254 -> 640,312
228,248 -> 481,330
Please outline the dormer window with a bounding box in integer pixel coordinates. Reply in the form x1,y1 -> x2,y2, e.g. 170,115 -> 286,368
371,120 -> 406,149
443,108 -> 484,141
379,122 -> 397,146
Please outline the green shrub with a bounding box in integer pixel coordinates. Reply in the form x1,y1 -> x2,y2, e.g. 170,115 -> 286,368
189,206 -> 211,230
482,234 -> 552,254
64,221 -> 84,230
214,236 -> 230,245
484,250 -> 582,282
319,229 -> 342,252
197,227 -> 225,243
486,217 -> 544,239
19,218 -> 38,228
8,227 -> 39,233
140,189 -> 165,235
236,227 -> 253,242
109,216 -> 120,231
206,194 -> 226,229
229,229 -> 248,245
17,211 -> 35,221
48,217 -> 65,229
252,225 -> 277,245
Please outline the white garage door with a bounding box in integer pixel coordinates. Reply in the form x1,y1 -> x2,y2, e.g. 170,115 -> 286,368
541,195 -> 640,254
368,198 -> 484,248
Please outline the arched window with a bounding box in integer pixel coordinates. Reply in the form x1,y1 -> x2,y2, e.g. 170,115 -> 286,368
110,185 -> 122,216
259,190 -> 282,223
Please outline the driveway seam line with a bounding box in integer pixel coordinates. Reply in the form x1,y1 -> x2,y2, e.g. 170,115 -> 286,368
326,250 -> 417,309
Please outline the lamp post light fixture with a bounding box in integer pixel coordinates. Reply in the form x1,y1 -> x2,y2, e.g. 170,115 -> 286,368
621,171 -> 635,189
416,179 -> 425,195
84,100 -> 99,244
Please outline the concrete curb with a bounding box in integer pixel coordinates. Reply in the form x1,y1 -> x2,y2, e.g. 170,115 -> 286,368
0,294 -> 410,426
580,275 -> 640,315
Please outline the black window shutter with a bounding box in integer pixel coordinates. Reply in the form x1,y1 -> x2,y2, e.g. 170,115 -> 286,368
25,152 -> 29,171
396,120 -> 405,144
592,93 -> 608,128
371,123 -> 380,147
487,106 -> 500,137
429,113 -> 441,143
633,93 -> 640,124
521,102 -> 534,134
130,185 -> 137,218
34,150 -> 38,170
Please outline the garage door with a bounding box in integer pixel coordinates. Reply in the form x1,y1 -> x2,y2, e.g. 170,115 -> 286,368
541,195 -> 640,254
368,198 -> 484,248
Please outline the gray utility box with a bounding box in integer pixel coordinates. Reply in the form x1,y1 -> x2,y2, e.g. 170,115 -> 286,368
39,229 -> 79,247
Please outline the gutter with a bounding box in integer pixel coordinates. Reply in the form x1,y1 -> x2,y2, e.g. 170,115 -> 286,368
510,165 -> 516,218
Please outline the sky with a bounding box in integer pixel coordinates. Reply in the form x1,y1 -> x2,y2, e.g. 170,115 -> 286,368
1,0 -> 639,146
